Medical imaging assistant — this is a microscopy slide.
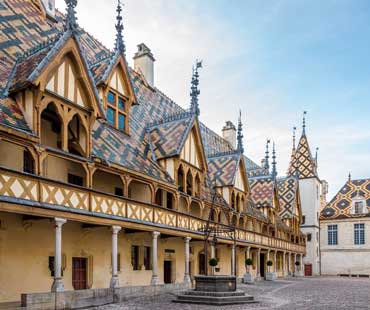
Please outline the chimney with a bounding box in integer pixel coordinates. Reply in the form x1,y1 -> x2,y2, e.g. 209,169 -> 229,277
41,0 -> 56,19
222,121 -> 236,149
133,43 -> 155,87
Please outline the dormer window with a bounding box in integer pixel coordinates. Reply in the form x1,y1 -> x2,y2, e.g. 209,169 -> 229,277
354,201 -> 364,214
106,89 -> 127,132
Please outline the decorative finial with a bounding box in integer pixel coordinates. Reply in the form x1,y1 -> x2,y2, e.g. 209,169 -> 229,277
190,60 -> 202,116
271,141 -> 277,179
315,147 -> 319,165
114,0 -> 126,55
64,0 -> 78,31
264,139 -> 270,172
237,110 -> 244,154
302,111 -> 307,134
292,126 -> 296,151
348,172 -> 351,182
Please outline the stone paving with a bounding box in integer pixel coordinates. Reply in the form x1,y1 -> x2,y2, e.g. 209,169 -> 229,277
90,277 -> 370,310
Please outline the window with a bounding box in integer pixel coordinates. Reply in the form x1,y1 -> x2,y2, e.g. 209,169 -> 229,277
307,233 -> 312,242
23,150 -> 35,174
328,224 -> 338,245
68,173 -> 83,186
131,245 -> 139,270
144,246 -> 151,270
302,215 -> 306,225
354,201 -> 364,214
166,192 -> 173,209
115,187 -> 123,196
106,89 -> 127,132
354,223 -> 365,245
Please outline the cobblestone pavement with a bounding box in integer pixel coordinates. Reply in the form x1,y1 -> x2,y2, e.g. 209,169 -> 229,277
91,277 -> 370,310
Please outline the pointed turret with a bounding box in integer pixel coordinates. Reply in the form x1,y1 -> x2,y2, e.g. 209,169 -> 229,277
237,110 -> 244,154
271,142 -> 277,179
288,112 -> 318,179
64,0 -> 78,31
190,60 -> 202,116
114,0 -> 126,56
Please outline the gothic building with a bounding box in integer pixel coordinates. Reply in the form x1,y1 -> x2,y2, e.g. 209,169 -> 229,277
0,0 -> 305,308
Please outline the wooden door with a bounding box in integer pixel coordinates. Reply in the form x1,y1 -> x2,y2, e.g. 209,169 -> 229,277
260,253 -> 265,277
304,264 -> 312,276
72,257 -> 87,290
199,253 -> 205,275
164,261 -> 172,284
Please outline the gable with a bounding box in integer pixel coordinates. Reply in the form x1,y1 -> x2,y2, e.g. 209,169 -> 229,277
108,66 -> 126,96
235,162 -> 247,192
180,128 -> 201,169
46,57 -> 87,108
35,36 -> 103,117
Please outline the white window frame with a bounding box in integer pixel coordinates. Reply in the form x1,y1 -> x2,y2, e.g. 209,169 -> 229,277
354,223 -> 365,245
328,224 -> 338,245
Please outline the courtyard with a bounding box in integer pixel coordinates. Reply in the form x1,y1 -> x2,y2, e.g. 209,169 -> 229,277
91,277 -> 370,310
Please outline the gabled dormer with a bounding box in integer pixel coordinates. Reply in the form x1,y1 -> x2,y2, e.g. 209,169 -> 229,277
8,4 -> 103,158
94,1 -> 137,134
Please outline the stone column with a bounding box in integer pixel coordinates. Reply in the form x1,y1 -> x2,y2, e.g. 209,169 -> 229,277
151,231 -> 160,285
288,252 -> 291,275
110,225 -> 121,288
51,218 -> 67,292
273,251 -> 277,273
231,244 -> 236,276
211,243 -> 216,259
300,254 -> 303,276
283,252 -> 286,276
256,248 -> 261,278
294,253 -> 297,276
184,237 -> 191,283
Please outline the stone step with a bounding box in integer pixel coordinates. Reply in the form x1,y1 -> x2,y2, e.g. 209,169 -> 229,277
174,294 -> 256,305
184,290 -> 246,297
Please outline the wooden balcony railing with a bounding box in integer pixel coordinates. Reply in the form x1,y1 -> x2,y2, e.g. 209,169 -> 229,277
0,166 -> 305,254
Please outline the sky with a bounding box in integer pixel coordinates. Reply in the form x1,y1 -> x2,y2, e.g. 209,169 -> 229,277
55,0 -> 370,199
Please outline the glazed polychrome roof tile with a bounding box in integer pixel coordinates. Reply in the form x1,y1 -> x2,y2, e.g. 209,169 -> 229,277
277,176 -> 299,219
207,151 -> 241,187
249,176 -> 275,208
321,178 -> 370,220
287,132 -> 318,179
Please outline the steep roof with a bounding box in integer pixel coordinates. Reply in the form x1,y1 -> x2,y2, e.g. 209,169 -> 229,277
207,151 -> 241,187
287,131 -> 318,179
321,178 -> 370,220
249,176 -> 276,208
277,176 -> 299,219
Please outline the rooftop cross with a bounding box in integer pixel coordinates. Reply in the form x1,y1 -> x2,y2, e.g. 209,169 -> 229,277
190,60 -> 202,116
237,110 -> 244,154
114,0 -> 126,55
64,0 -> 78,31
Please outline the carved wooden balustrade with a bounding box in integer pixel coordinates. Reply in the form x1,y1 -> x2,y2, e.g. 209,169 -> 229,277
0,166 -> 305,254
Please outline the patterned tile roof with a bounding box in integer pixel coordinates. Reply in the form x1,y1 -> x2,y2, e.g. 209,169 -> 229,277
243,198 -> 269,222
243,155 -> 268,178
148,113 -> 194,160
321,178 -> 370,220
207,151 -> 241,187
0,97 -> 31,132
249,176 -> 275,208
277,176 -> 299,219
287,132 -> 318,179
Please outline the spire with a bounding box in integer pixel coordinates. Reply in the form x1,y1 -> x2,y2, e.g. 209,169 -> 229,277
315,147 -> 319,166
64,0 -> 78,31
264,139 -> 270,172
302,111 -> 307,135
271,142 -> 277,179
114,0 -> 126,55
348,172 -> 351,182
237,110 -> 244,154
190,60 -> 202,116
292,126 -> 296,151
